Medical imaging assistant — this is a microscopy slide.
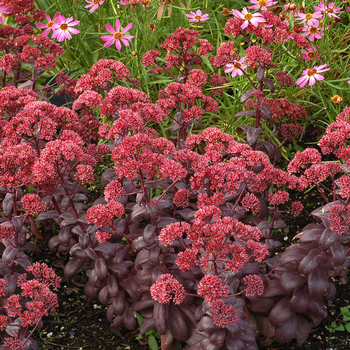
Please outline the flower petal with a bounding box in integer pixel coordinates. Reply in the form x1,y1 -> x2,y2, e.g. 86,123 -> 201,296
105,23 -> 115,34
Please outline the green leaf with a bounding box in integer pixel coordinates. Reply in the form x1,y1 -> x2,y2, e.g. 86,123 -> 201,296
346,323 -> 350,333
148,335 -> 158,350
136,313 -> 143,327
334,324 -> 345,331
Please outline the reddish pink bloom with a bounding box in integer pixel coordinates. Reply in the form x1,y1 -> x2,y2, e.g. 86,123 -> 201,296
85,0 -> 104,13
104,180 -> 126,202
210,299 -> 238,328
268,190 -> 289,205
26,263 -> 61,289
241,193 -> 260,213
159,222 -> 191,246
21,194 -> 46,216
86,204 -> 114,227
295,64 -> 330,87
248,0 -> 278,11
246,240 -> 269,262
314,2 -> 343,19
0,225 -> 15,241
96,230 -> 112,243
242,274 -> 264,296
4,294 -> 22,317
36,12 -> 61,36
101,20 -> 134,51
232,7 -> 266,30
198,275 -> 229,302
173,189 -> 190,208
150,274 -> 186,305
106,200 -> 125,217
142,50 -> 161,66
3,338 -> 23,350
0,279 -> 8,297
51,15 -> 80,42
0,315 -> 6,331
337,175 -> 350,199
176,249 -> 197,271
186,10 -> 209,22
245,45 -> 272,67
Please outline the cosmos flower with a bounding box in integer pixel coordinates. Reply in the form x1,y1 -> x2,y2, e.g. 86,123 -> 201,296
51,15 -> 80,42
224,57 -> 247,78
248,0 -> 278,12
85,0 -> 105,13
296,11 -> 322,27
36,12 -> 61,36
186,10 -> 209,22
0,2 -> 9,25
101,20 -> 134,51
302,26 -> 325,42
314,2 -> 343,19
232,7 -> 266,30
295,64 -> 330,87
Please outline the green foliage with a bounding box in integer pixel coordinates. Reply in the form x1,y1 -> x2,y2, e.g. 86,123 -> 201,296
136,313 -> 161,350
325,305 -> 350,345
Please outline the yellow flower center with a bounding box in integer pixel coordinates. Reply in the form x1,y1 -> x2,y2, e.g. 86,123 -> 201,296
305,13 -> 313,20
326,8 -> 334,13
258,0 -> 267,6
194,15 -> 202,20
156,68 -> 162,73
289,4 -> 297,10
331,95 -> 343,104
244,13 -> 253,21
93,0 -> 100,4
113,32 -> 123,40
307,68 -> 317,77
47,21 -> 55,28
234,62 -> 242,69
309,27 -> 318,34
307,52 -> 315,59
60,23 -> 68,31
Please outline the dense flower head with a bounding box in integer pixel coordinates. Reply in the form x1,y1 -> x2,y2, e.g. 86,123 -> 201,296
280,123 -> 304,141
241,192 -> 260,213
288,148 -> 322,173
209,74 -> 230,96
96,230 -> 112,243
173,189 -> 190,208
197,275 -> 229,302
210,299 -> 238,328
26,263 -> 61,289
245,45 -> 272,67
0,225 -> 15,241
86,204 -> 114,227
242,274 -> 264,296
268,190 -> 289,205
150,274 -> 186,305
0,315 -> 6,331
3,338 -> 24,350
328,204 -> 350,234
210,41 -> 238,67
159,222 -> 191,246
104,180 -> 126,202
142,50 -> 161,66
75,164 -> 95,184
0,278 -> 8,297
291,201 -> 304,217
4,294 -> 22,317
160,27 -> 200,51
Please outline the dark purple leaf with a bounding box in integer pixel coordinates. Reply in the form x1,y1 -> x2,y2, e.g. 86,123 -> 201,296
130,205 -> 149,224
236,125 -> 261,145
123,308 -> 137,330
175,208 -> 195,222
262,78 -> 275,92
112,291 -> 125,316
107,275 -> 119,297
257,105 -> 272,119
3,247 -> 20,264
247,297 -> 275,313
95,257 -> 108,280
308,267 -> 330,297
298,248 -> 321,274
120,278 -> 141,301
274,313 -> 297,343
167,303 -> 190,341
3,193 -> 14,216
329,242 -> 346,266
58,227 -> 71,246
36,210 -> 59,223
307,297 -> 327,318
257,66 -> 265,82
289,285 -> 308,313
64,258 -> 86,283
48,235 -> 60,251
269,296 -> 294,328
79,231 -> 90,249
319,227 -> 338,250
234,110 -> 256,118
157,217 -> 178,228
95,242 -> 117,257
240,89 -> 255,104
20,242 -> 41,255
143,224 -> 156,243
84,282 -> 99,301
101,169 -> 118,186
295,314 -> 313,346
108,262 -> 129,279
280,269 -> 307,292
134,294 -> 155,311
98,285 -> 111,305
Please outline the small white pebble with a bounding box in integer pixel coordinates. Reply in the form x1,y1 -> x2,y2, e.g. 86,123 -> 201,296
47,332 -> 53,338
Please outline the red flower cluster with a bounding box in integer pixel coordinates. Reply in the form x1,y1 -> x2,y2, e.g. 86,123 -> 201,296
150,274 -> 186,305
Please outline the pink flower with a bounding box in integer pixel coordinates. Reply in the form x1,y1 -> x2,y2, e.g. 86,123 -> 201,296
0,2 -> 9,25
248,0 -> 278,11
302,26 -> 325,42
186,10 -> 209,22
224,57 -> 247,78
36,12 -> 61,36
232,7 -> 266,29
295,64 -> 330,87
296,11 -> 322,27
85,0 -> 104,13
119,0 -> 141,9
101,20 -> 134,51
51,15 -> 80,42
301,46 -> 321,61
314,2 -> 343,19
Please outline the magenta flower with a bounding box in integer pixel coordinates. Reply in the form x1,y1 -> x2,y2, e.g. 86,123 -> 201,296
302,26 -> 325,42
224,57 -> 247,78
314,2 -> 343,19
119,0 -> 140,9
0,2 -> 9,25
296,64 -> 330,87
248,0 -> 278,11
36,12 -> 61,36
51,15 -> 80,42
186,10 -> 209,22
101,20 -> 134,51
301,46 -> 321,61
232,7 -> 266,30
85,0 -> 104,13
296,11 -> 322,27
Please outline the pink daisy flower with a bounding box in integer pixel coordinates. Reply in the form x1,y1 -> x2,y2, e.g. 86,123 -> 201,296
85,0 -> 104,13
224,57 -> 247,78
314,2 -> 343,19
302,26 -> 325,42
36,12 -> 61,36
101,20 -> 134,51
186,10 -> 209,22
296,11 -> 322,27
301,46 -> 321,61
248,0 -> 278,12
0,2 -> 9,25
51,15 -> 80,42
296,64 -> 330,87
232,7 -> 266,30
119,0 -> 140,9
